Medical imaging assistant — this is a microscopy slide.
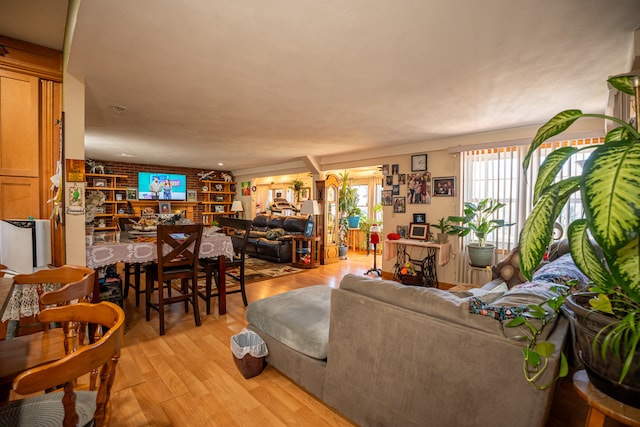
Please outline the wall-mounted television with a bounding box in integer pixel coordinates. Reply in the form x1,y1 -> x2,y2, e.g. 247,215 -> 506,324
138,172 -> 187,201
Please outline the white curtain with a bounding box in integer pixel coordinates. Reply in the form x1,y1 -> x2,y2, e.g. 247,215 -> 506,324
456,137 -> 603,284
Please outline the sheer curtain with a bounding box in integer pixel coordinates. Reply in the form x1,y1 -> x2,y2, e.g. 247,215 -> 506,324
456,137 -> 603,283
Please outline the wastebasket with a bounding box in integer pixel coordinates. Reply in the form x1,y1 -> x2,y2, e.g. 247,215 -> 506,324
230,329 -> 268,379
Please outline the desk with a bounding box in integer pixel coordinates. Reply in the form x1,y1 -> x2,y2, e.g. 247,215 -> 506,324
573,370 -> 640,427
86,232 -> 234,314
384,239 -> 451,287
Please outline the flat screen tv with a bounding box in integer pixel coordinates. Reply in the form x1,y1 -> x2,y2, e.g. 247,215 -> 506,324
138,172 -> 187,201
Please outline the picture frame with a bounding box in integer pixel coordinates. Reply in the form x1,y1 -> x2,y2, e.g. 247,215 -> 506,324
381,164 -> 390,175
411,154 -> 428,172
159,202 -> 171,214
433,176 -> 456,197
398,173 -> 406,185
115,193 -> 123,201
126,188 -> 138,200
381,190 -> 393,206
393,196 -> 406,213
392,164 -> 399,175
407,172 -> 432,204
214,205 -> 225,213
187,189 -> 198,201
413,213 -> 426,224
300,187 -> 311,202
385,175 -> 393,186
409,222 -> 430,240
93,178 -> 107,187
392,184 -> 400,195
274,188 -> 283,198
396,225 -> 409,239
215,195 -> 225,202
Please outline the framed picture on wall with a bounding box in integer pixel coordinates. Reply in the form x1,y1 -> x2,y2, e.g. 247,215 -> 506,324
409,222 -> 429,240
433,176 -> 455,197
413,213 -> 426,224
187,189 -> 198,201
126,188 -> 138,200
411,154 -> 427,171
159,202 -> 171,214
393,196 -> 406,213
381,190 -> 393,206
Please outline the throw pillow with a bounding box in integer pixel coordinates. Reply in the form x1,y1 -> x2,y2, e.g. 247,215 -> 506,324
265,228 -> 286,240
491,245 -> 527,288
467,281 -> 508,304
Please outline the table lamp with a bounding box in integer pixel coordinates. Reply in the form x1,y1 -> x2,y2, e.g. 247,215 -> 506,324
300,200 -> 321,236
231,200 -> 244,218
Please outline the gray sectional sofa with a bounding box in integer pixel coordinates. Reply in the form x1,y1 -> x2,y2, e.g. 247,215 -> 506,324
246,245 -> 588,426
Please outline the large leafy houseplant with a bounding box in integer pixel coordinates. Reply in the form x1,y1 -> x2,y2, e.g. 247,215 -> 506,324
517,74 -> 640,399
338,171 -> 362,229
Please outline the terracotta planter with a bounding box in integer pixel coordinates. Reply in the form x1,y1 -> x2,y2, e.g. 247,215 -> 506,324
565,293 -> 640,408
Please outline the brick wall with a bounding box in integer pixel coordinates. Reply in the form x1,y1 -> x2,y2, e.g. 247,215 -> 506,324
89,159 -> 232,223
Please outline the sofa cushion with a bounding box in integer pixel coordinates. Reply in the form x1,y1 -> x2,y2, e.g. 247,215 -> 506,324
246,285 -> 331,360
281,216 -> 308,234
252,214 -> 272,229
268,216 -> 285,228
491,245 -> 527,288
467,281 -> 508,303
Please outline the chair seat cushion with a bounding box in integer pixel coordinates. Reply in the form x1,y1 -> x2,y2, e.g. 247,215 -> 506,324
0,390 -> 97,426
246,285 -> 331,360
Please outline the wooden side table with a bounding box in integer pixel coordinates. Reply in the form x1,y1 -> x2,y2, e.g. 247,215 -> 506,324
291,236 -> 320,269
572,369 -> 640,427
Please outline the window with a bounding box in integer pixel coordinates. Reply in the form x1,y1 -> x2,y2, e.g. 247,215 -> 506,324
457,137 -> 603,282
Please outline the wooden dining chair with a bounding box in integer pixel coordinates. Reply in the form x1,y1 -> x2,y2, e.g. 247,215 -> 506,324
10,265 -> 95,336
0,302 -> 125,427
198,217 -> 252,313
145,223 -> 203,335
117,216 -> 146,306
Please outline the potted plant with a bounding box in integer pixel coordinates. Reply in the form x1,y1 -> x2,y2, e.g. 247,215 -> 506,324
338,217 -> 349,259
338,171 -> 362,229
448,198 -> 514,267
517,73 -> 640,405
431,217 -> 457,244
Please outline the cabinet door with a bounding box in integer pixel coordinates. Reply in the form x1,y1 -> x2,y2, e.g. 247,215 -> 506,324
0,69 -> 39,176
0,176 -> 40,218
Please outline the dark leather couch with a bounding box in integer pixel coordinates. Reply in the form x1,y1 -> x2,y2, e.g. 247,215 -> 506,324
245,214 -> 310,263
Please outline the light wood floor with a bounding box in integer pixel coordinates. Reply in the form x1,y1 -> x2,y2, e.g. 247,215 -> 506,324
77,253 -> 624,426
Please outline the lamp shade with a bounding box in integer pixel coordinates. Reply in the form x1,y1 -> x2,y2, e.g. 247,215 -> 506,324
231,200 -> 244,212
300,200 -> 320,215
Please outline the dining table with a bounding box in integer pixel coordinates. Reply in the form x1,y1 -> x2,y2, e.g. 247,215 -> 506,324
85,230 -> 235,315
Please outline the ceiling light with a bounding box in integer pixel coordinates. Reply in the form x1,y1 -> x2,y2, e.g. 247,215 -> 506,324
119,153 -> 134,157
218,162 -> 224,166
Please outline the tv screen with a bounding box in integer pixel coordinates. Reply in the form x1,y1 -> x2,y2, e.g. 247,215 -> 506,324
138,172 -> 187,201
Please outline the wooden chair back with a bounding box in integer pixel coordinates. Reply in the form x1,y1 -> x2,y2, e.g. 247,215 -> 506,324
8,302 -> 125,427
155,224 -> 203,282
218,217 -> 252,258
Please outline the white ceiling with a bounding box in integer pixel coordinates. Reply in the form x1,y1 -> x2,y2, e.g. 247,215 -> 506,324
2,0 -> 639,175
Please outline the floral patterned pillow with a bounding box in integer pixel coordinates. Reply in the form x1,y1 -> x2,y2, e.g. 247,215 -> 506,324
468,297 -> 527,320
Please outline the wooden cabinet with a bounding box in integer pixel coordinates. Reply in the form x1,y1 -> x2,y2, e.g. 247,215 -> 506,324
316,174 -> 340,264
85,173 -> 129,231
201,179 -> 236,225
127,201 -> 198,222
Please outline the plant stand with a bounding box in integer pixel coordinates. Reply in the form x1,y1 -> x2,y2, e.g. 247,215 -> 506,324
365,242 -> 381,276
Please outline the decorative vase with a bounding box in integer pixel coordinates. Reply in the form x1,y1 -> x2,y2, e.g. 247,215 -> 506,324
565,294 -> 640,408
339,245 -> 348,259
347,216 -> 360,229
466,243 -> 495,267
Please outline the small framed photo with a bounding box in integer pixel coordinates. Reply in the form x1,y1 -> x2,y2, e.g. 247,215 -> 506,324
214,205 -> 225,213
433,176 -> 455,197
413,213 -> 426,224
115,193 -> 123,201
393,196 -> 406,213
398,174 -> 406,185
300,187 -> 311,202
126,188 -> 138,200
385,175 -> 393,186
396,225 -> 409,239
392,184 -> 400,195
381,190 -> 393,206
93,178 -> 107,187
215,195 -> 225,202
409,222 -> 430,240
411,154 -> 428,172
392,164 -> 399,175
187,189 -> 198,201
381,164 -> 390,175
159,202 -> 171,214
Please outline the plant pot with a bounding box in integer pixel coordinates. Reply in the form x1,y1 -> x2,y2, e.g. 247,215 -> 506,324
436,233 -> 449,244
347,216 -> 360,229
565,293 -> 640,408
338,245 -> 348,259
466,243 -> 494,267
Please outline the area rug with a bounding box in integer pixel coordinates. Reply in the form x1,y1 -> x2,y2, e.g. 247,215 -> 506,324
198,257 -> 305,289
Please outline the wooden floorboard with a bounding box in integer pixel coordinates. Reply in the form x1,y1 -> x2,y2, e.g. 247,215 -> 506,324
8,251 -> 627,426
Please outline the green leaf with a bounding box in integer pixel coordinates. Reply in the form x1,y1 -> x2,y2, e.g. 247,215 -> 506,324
523,348 -> 541,368
607,75 -> 636,96
535,341 -> 556,358
605,126 -> 634,143
558,353 -> 569,378
568,220 -> 614,289
519,178 -> 580,279
612,236 -> 640,303
524,110 -> 582,173
588,294 -> 614,315
534,147 -> 577,203
582,141 -> 640,255
506,317 -> 525,327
